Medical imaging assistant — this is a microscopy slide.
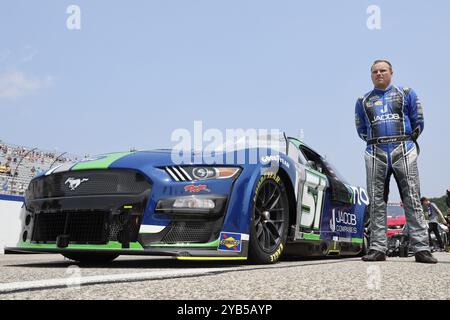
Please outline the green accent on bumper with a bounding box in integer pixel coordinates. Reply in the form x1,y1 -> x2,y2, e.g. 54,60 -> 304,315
71,152 -> 132,171
18,241 -> 144,251
148,239 -> 220,248
302,233 -> 321,241
351,238 -> 363,244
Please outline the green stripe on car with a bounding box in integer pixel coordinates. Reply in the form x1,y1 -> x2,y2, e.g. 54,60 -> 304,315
71,152 -> 132,171
19,241 -> 144,250
302,233 -> 321,241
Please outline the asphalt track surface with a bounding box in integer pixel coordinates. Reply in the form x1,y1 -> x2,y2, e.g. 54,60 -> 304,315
0,252 -> 448,300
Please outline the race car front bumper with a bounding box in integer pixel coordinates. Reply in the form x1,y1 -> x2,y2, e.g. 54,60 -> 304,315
5,238 -> 249,261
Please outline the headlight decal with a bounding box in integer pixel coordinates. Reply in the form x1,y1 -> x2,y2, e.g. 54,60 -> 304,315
164,167 -> 180,181
177,166 -> 193,180
164,166 -> 241,182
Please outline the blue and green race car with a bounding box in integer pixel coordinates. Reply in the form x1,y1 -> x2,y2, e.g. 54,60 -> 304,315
6,133 -> 369,264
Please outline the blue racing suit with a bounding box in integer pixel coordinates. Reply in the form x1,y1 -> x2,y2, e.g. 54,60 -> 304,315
355,85 -> 424,153
355,85 -> 429,254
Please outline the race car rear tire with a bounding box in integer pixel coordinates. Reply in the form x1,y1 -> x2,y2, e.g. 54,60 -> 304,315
63,253 -> 119,263
248,174 -> 289,264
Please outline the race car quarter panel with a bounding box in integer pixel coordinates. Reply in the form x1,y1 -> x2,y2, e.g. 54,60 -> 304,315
286,174 -> 369,257
283,138 -> 369,258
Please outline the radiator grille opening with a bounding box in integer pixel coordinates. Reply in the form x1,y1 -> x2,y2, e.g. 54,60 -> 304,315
108,213 -> 141,242
160,221 -> 216,244
31,211 -> 109,244
28,169 -> 151,199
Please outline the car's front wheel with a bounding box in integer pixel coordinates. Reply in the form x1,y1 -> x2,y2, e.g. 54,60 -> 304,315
63,253 -> 119,264
248,174 -> 289,264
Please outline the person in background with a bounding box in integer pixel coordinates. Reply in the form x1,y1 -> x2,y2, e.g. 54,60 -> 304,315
446,189 -> 450,215
445,189 -> 450,248
420,197 -> 448,251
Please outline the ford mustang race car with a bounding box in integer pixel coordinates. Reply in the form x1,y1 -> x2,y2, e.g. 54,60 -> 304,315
6,133 -> 369,264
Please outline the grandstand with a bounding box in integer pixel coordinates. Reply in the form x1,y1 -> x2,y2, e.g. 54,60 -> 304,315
0,140 -> 78,196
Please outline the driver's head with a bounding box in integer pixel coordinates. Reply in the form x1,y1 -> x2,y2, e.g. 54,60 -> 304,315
371,59 -> 393,90
420,197 -> 430,205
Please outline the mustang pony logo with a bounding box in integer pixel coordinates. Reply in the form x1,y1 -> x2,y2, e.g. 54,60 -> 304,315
65,178 -> 89,190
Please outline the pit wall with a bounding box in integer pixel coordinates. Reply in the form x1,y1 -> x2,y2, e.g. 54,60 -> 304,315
0,195 -> 24,254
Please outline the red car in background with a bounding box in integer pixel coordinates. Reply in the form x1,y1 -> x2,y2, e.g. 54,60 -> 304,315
387,203 -> 406,237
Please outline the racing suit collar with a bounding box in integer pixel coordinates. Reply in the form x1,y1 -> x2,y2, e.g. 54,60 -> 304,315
373,84 -> 393,94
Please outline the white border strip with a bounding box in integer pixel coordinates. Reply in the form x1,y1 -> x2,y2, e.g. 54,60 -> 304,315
139,225 -> 166,234
241,234 -> 250,241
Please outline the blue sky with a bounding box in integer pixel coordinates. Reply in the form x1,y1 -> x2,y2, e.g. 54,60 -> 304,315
1,0 -> 449,199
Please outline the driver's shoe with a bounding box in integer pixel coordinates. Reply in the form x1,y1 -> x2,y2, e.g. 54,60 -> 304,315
415,250 -> 438,264
362,249 -> 386,262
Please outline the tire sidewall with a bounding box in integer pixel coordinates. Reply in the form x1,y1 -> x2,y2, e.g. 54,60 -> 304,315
248,173 -> 289,264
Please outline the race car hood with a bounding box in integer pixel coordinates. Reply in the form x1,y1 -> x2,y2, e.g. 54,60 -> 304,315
35,144 -> 288,185
41,150 -> 190,178
38,131 -> 291,180
39,147 -> 280,180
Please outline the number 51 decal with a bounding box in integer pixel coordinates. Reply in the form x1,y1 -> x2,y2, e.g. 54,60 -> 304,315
299,170 -> 327,230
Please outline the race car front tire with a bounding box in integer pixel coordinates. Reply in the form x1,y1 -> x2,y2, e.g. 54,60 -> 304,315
248,174 -> 289,264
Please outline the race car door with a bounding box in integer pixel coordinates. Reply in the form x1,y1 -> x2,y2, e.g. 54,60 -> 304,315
296,145 -> 328,238
296,144 -> 362,246
286,138 -> 328,240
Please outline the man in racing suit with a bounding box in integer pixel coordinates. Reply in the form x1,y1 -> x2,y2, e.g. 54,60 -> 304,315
355,59 -> 437,263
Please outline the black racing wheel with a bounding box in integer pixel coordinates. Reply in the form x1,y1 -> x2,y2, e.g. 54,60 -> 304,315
248,174 -> 289,264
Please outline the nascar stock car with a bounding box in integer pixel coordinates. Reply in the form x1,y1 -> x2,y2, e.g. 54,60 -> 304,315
6,133 -> 369,264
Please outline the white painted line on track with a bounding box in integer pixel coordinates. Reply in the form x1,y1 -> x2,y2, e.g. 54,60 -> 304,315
0,257 -> 360,294
0,267 -> 239,294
